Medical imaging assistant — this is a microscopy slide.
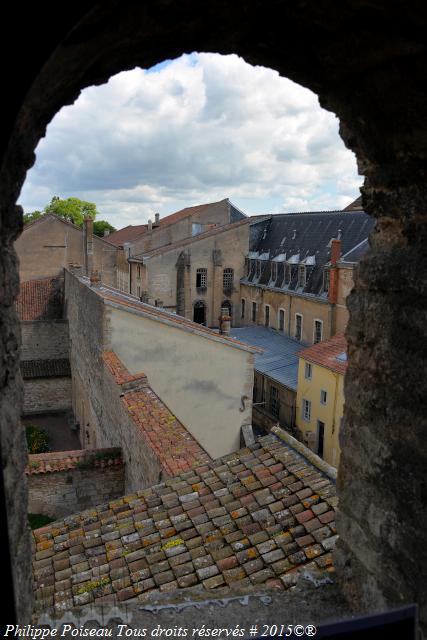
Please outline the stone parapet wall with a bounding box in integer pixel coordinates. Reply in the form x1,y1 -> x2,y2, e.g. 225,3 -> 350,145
21,320 -> 69,360
27,448 -> 124,519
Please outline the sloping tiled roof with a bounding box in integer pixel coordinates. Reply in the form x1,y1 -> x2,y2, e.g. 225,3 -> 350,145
298,334 -> 348,375
26,448 -> 123,475
32,433 -> 338,614
243,210 -> 374,298
343,196 -> 363,211
103,352 -> 211,476
157,198 -> 243,228
131,217 -> 255,261
106,225 -> 148,246
20,358 -> 71,379
16,278 -> 62,321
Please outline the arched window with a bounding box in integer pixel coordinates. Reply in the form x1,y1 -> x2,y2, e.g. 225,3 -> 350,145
223,268 -> 234,292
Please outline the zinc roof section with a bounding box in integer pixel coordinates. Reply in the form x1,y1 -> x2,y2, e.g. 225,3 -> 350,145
230,326 -> 305,391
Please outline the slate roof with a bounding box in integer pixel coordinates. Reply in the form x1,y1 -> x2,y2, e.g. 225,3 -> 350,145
243,210 -> 374,299
26,448 -> 123,475
16,277 -> 62,321
20,358 -> 71,379
298,334 -> 348,375
103,352 -> 211,476
230,327 -> 304,391
32,432 -> 338,614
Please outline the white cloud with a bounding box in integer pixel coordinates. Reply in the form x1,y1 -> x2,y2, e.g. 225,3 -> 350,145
19,53 -> 362,227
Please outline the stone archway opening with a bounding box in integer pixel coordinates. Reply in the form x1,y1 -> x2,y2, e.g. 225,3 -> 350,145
1,1 -> 426,631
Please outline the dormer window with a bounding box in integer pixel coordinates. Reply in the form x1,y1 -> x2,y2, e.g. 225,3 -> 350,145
256,260 -> 261,278
298,265 -> 306,288
271,262 -> 277,283
285,264 -> 291,285
324,268 -> 330,292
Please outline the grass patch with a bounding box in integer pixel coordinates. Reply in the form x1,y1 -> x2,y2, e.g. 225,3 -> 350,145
25,425 -> 50,454
28,513 -> 55,530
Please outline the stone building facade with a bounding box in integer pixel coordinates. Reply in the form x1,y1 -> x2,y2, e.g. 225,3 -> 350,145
129,217 -> 262,326
15,214 -> 118,287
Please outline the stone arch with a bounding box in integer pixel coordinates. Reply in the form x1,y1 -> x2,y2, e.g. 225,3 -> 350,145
1,0 -> 426,628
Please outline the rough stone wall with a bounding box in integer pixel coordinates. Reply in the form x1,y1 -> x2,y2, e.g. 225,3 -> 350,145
15,215 -> 118,287
21,320 -> 69,360
65,272 -> 163,491
27,464 -> 125,519
23,377 -> 72,414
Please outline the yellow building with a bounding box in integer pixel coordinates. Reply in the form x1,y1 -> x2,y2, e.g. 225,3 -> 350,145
295,334 -> 347,468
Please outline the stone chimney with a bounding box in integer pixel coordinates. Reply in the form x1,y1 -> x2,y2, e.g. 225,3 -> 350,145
103,228 -> 110,237
328,238 -> 341,304
83,217 -> 94,276
90,269 -> 101,287
155,213 -> 160,225
148,219 -> 153,232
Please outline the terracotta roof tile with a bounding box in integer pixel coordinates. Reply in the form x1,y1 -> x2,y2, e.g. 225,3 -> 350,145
26,448 -> 123,475
106,225 -> 148,246
298,334 -> 348,375
32,433 -> 338,614
15,278 -> 61,321
20,358 -> 71,379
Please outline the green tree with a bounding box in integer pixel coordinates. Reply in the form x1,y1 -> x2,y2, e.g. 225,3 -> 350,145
44,196 -> 98,226
23,210 -> 43,225
93,220 -> 116,237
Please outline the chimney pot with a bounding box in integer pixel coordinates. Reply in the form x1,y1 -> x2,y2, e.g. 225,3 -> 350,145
155,213 -> 160,225
148,219 -> 153,232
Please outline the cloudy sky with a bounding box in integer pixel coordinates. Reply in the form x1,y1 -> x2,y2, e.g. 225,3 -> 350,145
19,53 -> 362,229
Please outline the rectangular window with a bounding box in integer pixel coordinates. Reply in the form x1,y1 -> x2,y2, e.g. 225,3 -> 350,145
192,223 -> 203,236
304,362 -> 312,380
270,386 -> 280,418
324,269 -> 330,292
278,309 -> 285,332
295,313 -> 303,341
196,268 -> 207,289
314,320 -> 323,344
302,399 -> 311,422
223,268 -> 234,291
241,298 -> 246,320
264,305 -> 270,327
251,301 -> 257,322
320,390 -> 327,405
298,265 -> 306,287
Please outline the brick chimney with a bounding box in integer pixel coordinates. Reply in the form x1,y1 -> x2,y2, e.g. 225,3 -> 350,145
328,239 -> 341,304
83,217 -> 94,276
